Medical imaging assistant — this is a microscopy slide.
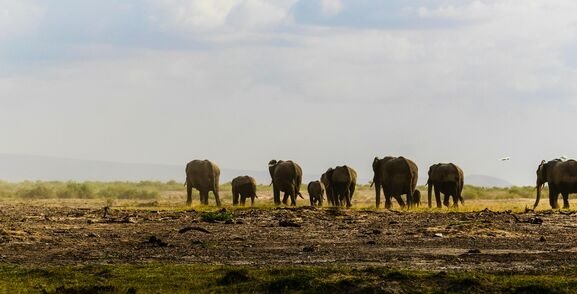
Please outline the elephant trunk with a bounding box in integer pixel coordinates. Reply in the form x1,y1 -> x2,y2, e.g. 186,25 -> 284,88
427,182 -> 433,208
534,180 -> 544,209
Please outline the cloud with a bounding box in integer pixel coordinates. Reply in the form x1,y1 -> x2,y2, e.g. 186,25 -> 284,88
0,0 -> 44,39
148,0 -> 295,32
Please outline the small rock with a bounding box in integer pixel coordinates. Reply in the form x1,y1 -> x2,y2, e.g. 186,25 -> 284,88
530,217 -> 544,225
539,236 -> 546,242
467,249 -> 481,254
87,233 -> 99,238
191,240 -> 204,245
225,220 -> 234,225
389,221 -> 399,225
279,219 -> 301,228
367,240 -> 376,245
433,233 -> 443,238
147,236 -> 168,247
303,246 -> 315,252
372,229 -> 382,235
236,219 -> 244,225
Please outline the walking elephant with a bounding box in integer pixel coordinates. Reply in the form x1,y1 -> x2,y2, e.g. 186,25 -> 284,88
232,176 -> 258,207
325,165 -> 357,208
372,156 -> 418,209
534,159 -> 577,209
427,163 -> 464,208
307,180 -> 324,207
321,169 -> 335,206
185,160 -> 221,206
268,160 -> 303,206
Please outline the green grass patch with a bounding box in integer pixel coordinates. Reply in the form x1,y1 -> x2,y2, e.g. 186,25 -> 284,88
1,264 -> 577,293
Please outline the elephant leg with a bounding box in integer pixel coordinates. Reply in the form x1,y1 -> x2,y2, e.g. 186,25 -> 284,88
282,192 -> 289,205
434,186 -> 442,208
199,190 -> 208,205
384,194 -> 392,209
310,195 -> 315,207
393,195 -> 405,208
345,189 -> 352,208
549,189 -> 559,209
290,188 -> 297,206
240,195 -> 246,206
562,192 -> 570,209
443,193 -> 450,207
251,195 -> 255,207
214,188 -> 222,207
186,184 -> 193,206
273,187 -> 281,206
232,191 -> 239,206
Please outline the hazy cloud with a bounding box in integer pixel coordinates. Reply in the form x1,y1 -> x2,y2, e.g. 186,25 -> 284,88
1,1 -> 577,184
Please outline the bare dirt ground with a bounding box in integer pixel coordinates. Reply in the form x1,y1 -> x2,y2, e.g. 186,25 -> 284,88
1,200 -> 576,274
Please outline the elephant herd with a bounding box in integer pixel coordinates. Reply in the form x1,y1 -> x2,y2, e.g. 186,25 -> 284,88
185,157 -> 577,210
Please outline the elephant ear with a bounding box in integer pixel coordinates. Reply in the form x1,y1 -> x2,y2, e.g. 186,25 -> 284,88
268,160 -> 278,180
537,160 -> 548,184
372,157 -> 380,172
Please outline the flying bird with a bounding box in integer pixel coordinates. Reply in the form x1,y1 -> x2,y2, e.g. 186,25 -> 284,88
499,157 -> 510,161
560,155 -> 568,161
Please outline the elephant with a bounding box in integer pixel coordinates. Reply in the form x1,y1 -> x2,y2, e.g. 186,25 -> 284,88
534,159 -> 577,209
426,163 -> 464,208
185,160 -> 221,206
268,160 -> 304,206
307,180 -> 324,207
413,190 -> 422,207
232,176 -> 258,207
325,165 -> 357,208
321,169 -> 335,206
372,156 -> 418,209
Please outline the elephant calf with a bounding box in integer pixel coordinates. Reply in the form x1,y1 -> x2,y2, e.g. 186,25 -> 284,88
307,181 -> 325,207
231,176 -> 258,207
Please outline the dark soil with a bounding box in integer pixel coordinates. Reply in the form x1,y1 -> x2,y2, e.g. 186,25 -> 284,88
1,204 -> 576,273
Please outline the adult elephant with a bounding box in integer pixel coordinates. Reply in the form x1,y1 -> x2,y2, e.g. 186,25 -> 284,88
534,159 -> 577,209
325,165 -> 357,208
307,181 -> 324,207
321,169 -> 335,206
185,160 -> 221,206
232,176 -> 258,207
372,156 -> 418,209
427,163 -> 464,208
268,160 -> 303,206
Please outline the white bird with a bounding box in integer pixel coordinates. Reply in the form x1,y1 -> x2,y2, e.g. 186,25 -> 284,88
560,155 -> 568,161
499,157 -> 510,161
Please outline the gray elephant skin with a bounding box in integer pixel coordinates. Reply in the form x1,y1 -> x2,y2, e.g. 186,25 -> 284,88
232,175 -> 257,207
268,160 -> 303,206
427,163 -> 464,208
325,165 -> 357,208
321,169 -> 334,206
307,180 -> 324,207
372,156 -> 419,209
185,160 -> 221,206
535,159 -> 577,209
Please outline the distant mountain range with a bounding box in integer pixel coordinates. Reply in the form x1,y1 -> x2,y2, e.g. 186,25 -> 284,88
0,154 -> 273,184
0,154 -> 514,187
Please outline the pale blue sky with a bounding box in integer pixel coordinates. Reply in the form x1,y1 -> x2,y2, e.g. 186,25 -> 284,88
1,0 -> 577,185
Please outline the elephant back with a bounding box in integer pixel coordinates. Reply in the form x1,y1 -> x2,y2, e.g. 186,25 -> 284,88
232,175 -> 256,188
273,160 -> 301,181
555,160 -> 577,182
186,160 -> 220,189
331,166 -> 354,184
431,163 -> 461,182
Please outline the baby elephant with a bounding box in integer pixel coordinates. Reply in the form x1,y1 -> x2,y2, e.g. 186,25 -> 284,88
307,181 -> 325,207
231,176 -> 258,206
412,190 -> 422,207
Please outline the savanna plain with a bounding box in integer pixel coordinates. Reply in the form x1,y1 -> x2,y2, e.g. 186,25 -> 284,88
1,181 -> 577,293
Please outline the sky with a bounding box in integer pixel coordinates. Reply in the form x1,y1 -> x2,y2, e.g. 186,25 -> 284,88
1,0 -> 577,185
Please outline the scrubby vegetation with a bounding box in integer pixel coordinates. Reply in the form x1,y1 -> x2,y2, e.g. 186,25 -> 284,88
0,180 -> 184,200
0,180 -> 539,202
1,264 -> 576,293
